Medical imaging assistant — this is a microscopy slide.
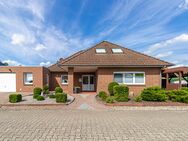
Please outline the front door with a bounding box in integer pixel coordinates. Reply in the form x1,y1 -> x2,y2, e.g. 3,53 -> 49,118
82,75 -> 94,91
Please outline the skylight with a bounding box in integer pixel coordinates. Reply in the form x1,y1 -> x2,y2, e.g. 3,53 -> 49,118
96,48 -> 106,53
112,48 -> 123,53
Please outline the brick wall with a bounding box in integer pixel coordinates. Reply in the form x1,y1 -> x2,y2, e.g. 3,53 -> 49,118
96,67 -> 161,95
0,66 -> 46,92
49,72 -> 68,93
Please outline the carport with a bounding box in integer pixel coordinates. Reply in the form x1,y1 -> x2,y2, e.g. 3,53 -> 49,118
162,67 -> 188,90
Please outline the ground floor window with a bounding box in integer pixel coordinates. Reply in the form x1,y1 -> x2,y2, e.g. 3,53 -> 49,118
24,73 -> 33,85
114,72 -> 145,85
61,74 -> 68,84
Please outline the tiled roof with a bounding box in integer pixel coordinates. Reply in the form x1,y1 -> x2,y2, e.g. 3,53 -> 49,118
59,41 -> 173,67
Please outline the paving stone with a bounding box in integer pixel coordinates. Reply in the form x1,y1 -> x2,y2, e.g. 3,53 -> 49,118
0,109 -> 188,140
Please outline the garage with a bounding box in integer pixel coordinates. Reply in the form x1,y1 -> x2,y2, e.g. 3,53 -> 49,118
0,73 -> 16,92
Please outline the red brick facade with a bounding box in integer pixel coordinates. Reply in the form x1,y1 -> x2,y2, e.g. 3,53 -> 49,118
0,66 -> 49,92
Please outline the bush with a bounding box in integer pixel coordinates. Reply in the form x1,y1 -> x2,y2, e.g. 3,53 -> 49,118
49,94 -> 56,98
181,87 -> 188,92
36,95 -> 45,101
33,87 -> 42,95
55,87 -> 63,94
43,85 -> 49,94
9,94 -> 22,103
167,89 -> 188,103
33,94 -> 39,99
106,96 -> 115,103
181,96 -> 188,103
113,85 -> 129,102
17,94 -> 22,102
141,86 -> 168,102
108,82 -> 119,96
98,91 -> 108,101
134,95 -> 142,102
56,93 -> 67,103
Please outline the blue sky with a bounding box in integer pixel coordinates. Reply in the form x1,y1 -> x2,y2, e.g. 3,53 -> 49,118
0,0 -> 188,66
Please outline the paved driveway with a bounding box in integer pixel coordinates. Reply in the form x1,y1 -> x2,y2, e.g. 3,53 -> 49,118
0,109 -> 188,141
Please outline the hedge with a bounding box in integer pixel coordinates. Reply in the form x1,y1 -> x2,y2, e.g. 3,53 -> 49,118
108,82 -> 119,96
56,93 -> 67,103
113,85 -> 129,102
167,89 -> 188,103
9,94 -> 22,103
141,86 -> 168,102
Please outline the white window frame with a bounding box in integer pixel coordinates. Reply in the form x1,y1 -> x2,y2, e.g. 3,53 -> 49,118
113,72 -> 145,85
96,48 -> 106,53
112,48 -> 123,53
24,72 -> 33,85
61,74 -> 68,85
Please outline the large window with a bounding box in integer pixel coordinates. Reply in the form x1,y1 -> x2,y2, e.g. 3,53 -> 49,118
114,72 -> 145,85
61,74 -> 68,84
24,73 -> 33,85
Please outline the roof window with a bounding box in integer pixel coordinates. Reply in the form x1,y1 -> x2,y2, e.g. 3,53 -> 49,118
96,48 -> 106,53
112,48 -> 123,53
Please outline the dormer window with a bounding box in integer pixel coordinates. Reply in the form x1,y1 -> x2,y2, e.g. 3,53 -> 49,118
96,48 -> 106,53
112,48 -> 123,53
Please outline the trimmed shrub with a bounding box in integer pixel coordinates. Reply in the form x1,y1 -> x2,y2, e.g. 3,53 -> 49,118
141,86 -> 168,102
106,96 -> 115,103
56,93 -> 67,103
98,91 -> 108,101
9,94 -> 22,103
43,85 -> 49,94
36,95 -> 45,101
33,87 -> 42,95
55,87 -> 63,94
113,85 -> 129,102
49,94 -> 56,99
33,94 -> 40,99
108,82 -> 119,96
134,95 -> 142,102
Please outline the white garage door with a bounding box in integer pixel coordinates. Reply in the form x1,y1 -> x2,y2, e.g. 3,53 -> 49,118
0,73 -> 16,92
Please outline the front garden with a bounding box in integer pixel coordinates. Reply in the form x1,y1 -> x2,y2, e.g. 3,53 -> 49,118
97,82 -> 188,105
8,86 -> 74,104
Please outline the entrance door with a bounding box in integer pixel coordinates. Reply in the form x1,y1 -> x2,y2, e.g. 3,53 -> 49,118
82,75 -> 94,91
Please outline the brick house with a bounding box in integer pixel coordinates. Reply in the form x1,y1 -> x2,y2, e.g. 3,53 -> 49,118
0,41 -> 173,95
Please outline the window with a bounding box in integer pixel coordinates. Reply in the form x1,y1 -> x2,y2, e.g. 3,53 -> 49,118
61,74 -> 68,84
112,48 -> 123,53
96,48 -> 106,53
114,72 -> 145,85
24,73 -> 33,85
114,73 -> 123,83
124,73 -> 133,83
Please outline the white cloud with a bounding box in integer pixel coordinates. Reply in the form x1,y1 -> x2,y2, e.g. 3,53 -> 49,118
3,60 -> 23,66
35,44 -> 46,51
40,61 -> 51,66
145,34 -> 188,54
11,34 -> 26,45
179,0 -> 188,9
26,0 -> 46,21
155,51 -> 173,58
